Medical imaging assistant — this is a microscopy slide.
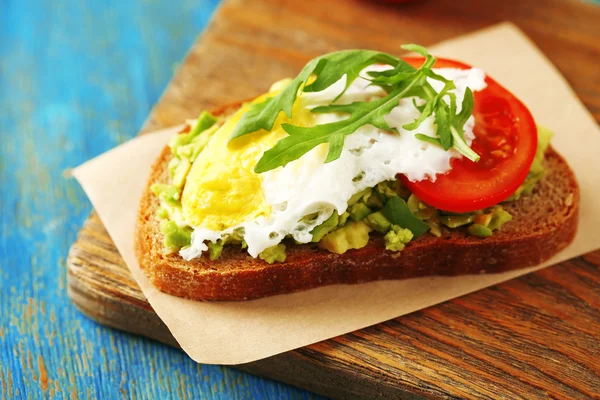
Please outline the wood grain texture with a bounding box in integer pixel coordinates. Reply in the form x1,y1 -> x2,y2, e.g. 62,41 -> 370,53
0,0 -> 319,399
63,0 -> 600,398
70,218 -> 600,400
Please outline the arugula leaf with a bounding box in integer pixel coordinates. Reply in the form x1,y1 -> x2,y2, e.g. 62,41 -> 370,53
231,45 -> 481,172
405,67 -> 479,161
230,50 -> 399,140
414,134 -> 442,147
366,62 -> 416,87
254,82 -> 420,173
303,50 -> 399,95
229,57 -> 321,140
456,87 -> 474,128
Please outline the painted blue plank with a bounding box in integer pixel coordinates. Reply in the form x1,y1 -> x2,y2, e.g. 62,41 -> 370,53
0,0 -> 323,398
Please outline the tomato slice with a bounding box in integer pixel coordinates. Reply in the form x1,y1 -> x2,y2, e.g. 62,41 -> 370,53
399,57 -> 538,213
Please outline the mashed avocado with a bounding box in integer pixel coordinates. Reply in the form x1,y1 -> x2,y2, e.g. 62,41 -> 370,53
155,115 -> 552,262
154,113 -> 219,252
318,221 -> 372,254
385,225 -> 414,252
506,126 -> 553,201
259,244 -> 287,264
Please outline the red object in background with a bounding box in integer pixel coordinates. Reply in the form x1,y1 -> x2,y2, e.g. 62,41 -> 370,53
371,0 -> 420,3
400,57 -> 538,213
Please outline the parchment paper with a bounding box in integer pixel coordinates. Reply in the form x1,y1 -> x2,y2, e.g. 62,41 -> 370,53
73,23 -> 600,365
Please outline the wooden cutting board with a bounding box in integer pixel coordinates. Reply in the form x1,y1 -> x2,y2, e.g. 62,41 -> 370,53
67,0 -> 600,398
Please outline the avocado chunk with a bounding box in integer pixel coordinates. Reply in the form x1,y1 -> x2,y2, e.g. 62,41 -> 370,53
407,194 -> 436,220
349,203 -> 373,222
207,241 -> 224,260
384,225 -> 414,252
169,111 -> 219,165
171,158 -> 191,188
168,157 -> 180,180
440,214 -> 474,228
311,212 -> 340,242
530,125 -> 553,175
176,125 -> 219,162
375,181 -> 398,199
151,183 -> 181,204
156,207 -> 168,220
169,112 -> 217,154
338,211 -> 350,226
426,214 -> 442,237
487,207 -> 513,231
189,111 -> 218,139
160,220 -> 193,252
473,213 -> 492,227
506,126 -> 553,201
364,211 -> 392,233
348,188 -> 371,206
468,224 -> 493,237
259,244 -> 287,264
318,221 -> 372,254
364,190 -> 384,208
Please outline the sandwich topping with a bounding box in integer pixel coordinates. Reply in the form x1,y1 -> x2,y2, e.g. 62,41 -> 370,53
152,46 -> 548,263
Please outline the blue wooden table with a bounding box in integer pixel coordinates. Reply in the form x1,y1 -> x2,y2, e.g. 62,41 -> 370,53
3,0 -> 599,399
0,1 -> 321,398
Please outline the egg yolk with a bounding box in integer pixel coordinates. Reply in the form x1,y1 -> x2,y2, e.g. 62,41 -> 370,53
181,92 -> 314,231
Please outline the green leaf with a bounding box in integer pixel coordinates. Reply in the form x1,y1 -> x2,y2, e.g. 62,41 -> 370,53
366,62 -> 416,86
415,134 -> 442,146
434,103 -> 453,150
451,126 -> 480,162
382,196 -> 430,238
455,87 -> 474,129
304,50 -> 399,95
254,82 -> 419,173
229,57 -> 321,140
254,126 -> 331,173
412,98 -> 426,113
401,44 -> 429,57
402,96 -> 434,131
228,46 -> 481,172
230,50 -> 400,140
401,44 -> 437,69
325,133 -> 345,162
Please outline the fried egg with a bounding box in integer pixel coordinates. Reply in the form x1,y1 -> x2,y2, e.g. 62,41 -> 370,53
180,66 -> 487,259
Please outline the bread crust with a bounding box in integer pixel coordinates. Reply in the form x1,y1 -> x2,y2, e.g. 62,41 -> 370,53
135,103 -> 579,301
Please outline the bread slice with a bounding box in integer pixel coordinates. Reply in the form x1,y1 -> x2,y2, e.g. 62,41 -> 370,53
135,102 -> 579,301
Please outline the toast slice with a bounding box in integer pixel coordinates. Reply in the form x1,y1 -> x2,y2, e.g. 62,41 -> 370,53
135,102 -> 579,301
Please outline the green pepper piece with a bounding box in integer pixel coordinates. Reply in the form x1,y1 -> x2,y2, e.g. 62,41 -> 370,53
382,196 -> 429,238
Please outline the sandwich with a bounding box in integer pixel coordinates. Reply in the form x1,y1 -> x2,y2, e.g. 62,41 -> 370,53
135,45 -> 579,301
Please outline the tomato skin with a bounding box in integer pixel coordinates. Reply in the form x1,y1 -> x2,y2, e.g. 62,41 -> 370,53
399,57 -> 538,213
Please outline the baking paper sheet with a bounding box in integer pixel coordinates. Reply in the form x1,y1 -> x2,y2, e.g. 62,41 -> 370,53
73,23 -> 600,364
